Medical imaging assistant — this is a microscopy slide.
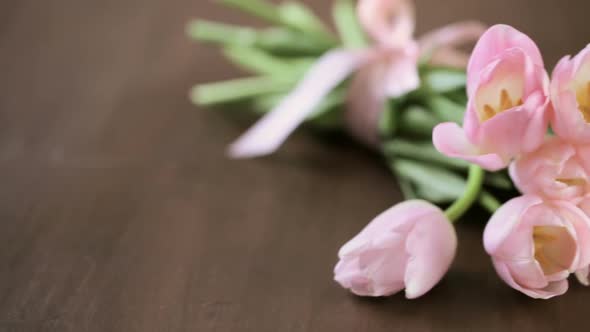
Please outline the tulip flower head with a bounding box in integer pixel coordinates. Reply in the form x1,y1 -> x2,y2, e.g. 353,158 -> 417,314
334,200 -> 457,298
434,25 -> 550,171
484,196 -> 590,298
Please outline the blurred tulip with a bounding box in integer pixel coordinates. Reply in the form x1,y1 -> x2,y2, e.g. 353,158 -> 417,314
434,24 -> 550,171
334,200 -> 457,298
228,0 -> 485,157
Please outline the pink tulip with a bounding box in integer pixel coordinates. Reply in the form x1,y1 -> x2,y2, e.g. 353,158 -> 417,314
433,25 -> 550,171
334,200 -> 457,298
484,195 -> 590,299
509,137 -> 589,201
551,45 -> 590,143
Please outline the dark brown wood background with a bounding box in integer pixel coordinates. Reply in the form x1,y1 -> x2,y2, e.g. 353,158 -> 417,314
0,0 -> 588,331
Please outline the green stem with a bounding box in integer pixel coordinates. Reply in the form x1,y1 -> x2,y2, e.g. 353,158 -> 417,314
479,191 -> 502,214
444,165 -> 484,222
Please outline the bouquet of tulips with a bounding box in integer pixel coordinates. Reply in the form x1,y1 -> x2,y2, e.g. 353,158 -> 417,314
191,0 -> 590,300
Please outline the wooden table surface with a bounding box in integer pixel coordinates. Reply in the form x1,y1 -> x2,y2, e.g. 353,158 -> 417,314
0,0 -> 588,331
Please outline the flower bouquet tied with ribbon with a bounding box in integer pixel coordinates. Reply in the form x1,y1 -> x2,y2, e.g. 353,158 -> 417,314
190,0 -> 590,300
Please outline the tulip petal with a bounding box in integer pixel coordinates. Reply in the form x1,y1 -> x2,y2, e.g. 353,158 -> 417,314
551,90 -> 590,142
493,260 -> 568,299
403,210 -> 457,298
358,0 -> 415,47
554,201 -> 590,270
467,24 -> 543,95
503,259 -> 547,289
432,122 -> 506,171
483,195 -> 543,255
550,46 -> 590,143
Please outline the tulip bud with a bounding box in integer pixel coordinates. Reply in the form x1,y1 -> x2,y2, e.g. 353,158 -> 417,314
334,200 -> 457,298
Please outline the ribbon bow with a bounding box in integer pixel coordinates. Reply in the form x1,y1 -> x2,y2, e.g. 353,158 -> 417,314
228,0 -> 486,158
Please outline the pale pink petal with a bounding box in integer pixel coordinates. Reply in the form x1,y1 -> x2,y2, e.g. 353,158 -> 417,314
228,49 -> 366,158
483,195 -> 543,255
503,259 -> 547,290
554,201 -> 590,270
432,122 -> 507,171
550,49 -> 590,143
493,261 -> 568,299
467,24 -> 543,95
572,44 -> 590,69
550,55 -> 574,112
551,90 -> 590,142
519,92 -> 550,153
403,211 -> 457,298
382,45 -> 420,98
338,200 -> 433,258
358,0 -> 415,47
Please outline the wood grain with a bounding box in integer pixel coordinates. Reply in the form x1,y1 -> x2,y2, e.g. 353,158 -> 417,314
0,0 -> 588,331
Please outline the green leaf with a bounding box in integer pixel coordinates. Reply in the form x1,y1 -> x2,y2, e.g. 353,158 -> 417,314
191,76 -> 294,106
187,20 -> 257,44
423,68 -> 466,93
218,0 -> 282,25
392,159 -> 466,203
378,102 -> 399,138
222,46 -> 293,76
426,95 -> 465,124
255,28 -> 333,55
382,140 -> 469,170
332,0 -> 368,48
398,106 -> 440,137
278,1 -> 336,46
187,20 -> 330,55
217,0 -> 337,47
